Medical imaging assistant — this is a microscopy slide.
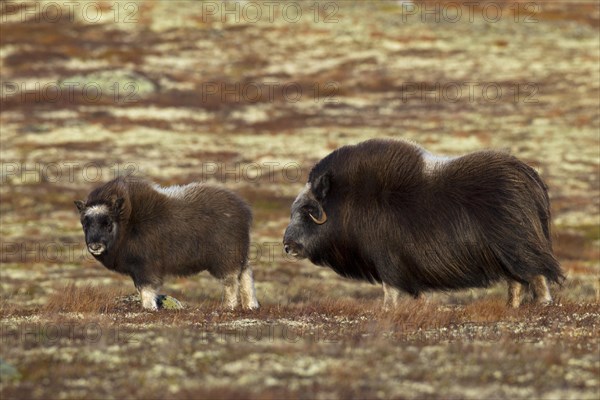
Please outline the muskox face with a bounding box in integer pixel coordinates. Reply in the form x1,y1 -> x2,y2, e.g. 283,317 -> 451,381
283,174 -> 330,259
74,198 -> 123,257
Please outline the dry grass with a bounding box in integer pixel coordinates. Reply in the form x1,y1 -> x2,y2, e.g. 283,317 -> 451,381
1,283 -> 599,400
44,283 -> 125,314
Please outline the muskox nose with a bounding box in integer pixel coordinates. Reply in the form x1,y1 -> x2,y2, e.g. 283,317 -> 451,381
283,239 -> 301,257
89,243 -> 101,251
87,242 -> 105,255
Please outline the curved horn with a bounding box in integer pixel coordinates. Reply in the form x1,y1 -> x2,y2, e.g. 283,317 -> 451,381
309,208 -> 327,225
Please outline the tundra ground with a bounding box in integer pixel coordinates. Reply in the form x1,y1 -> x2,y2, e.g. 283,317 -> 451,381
1,1 -> 599,399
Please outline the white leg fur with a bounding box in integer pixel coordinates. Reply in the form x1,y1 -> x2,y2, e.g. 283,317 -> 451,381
239,267 -> 259,310
532,275 -> 552,305
508,281 -> 523,308
382,282 -> 401,310
222,274 -> 240,310
415,292 -> 428,303
139,286 -> 158,311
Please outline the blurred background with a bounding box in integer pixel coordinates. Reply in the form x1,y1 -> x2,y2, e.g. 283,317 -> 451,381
0,1 -> 599,398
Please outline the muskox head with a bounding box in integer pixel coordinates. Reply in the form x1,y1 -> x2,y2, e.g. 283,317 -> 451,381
283,173 -> 331,259
74,198 -> 124,257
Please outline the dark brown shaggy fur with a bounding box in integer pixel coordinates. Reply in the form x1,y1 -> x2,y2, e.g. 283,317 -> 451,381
284,138 -> 564,307
75,176 -> 258,310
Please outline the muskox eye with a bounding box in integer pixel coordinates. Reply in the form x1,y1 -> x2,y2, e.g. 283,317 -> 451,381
301,205 -> 313,213
301,205 -> 317,216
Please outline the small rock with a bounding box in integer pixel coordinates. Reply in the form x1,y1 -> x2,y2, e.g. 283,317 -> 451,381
0,358 -> 21,382
157,295 -> 184,310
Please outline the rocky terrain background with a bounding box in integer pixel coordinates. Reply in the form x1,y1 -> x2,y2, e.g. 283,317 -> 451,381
1,1 -> 598,399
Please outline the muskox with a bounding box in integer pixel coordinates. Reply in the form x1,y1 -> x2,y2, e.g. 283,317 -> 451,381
283,138 -> 564,308
75,176 -> 259,310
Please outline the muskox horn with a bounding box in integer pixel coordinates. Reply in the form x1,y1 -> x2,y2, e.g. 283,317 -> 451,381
309,208 -> 327,225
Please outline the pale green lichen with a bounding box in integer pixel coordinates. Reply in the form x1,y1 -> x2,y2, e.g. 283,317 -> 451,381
156,295 -> 184,310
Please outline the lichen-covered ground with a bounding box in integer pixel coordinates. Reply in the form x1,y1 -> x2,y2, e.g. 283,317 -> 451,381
1,1 -> 599,399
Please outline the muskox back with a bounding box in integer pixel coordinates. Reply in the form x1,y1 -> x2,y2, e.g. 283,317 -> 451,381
86,177 -> 251,279
284,138 -> 563,307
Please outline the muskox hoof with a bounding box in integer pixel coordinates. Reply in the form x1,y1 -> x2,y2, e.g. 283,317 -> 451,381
139,288 -> 159,311
531,276 -> 553,307
243,300 -> 260,311
508,301 -> 520,309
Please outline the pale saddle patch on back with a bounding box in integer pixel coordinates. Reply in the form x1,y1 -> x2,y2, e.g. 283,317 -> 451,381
153,183 -> 201,199
420,149 -> 455,175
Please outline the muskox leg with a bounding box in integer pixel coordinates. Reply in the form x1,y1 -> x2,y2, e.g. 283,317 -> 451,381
222,273 -> 240,310
239,267 -> 259,310
507,281 -> 523,308
531,275 -> 552,305
138,286 -> 159,311
382,282 -> 401,310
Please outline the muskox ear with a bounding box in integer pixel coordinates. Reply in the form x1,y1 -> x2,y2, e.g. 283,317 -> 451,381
312,173 -> 330,201
111,197 -> 125,215
74,200 -> 86,213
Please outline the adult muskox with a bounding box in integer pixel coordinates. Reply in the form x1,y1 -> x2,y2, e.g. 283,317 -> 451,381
75,176 -> 259,310
283,138 -> 564,308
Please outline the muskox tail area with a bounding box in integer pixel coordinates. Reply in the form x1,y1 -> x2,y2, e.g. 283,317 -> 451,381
492,242 -> 564,287
493,156 -> 566,287
513,159 -> 553,244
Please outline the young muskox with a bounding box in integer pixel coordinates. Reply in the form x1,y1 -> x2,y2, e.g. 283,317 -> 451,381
75,176 -> 259,310
283,138 -> 564,308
